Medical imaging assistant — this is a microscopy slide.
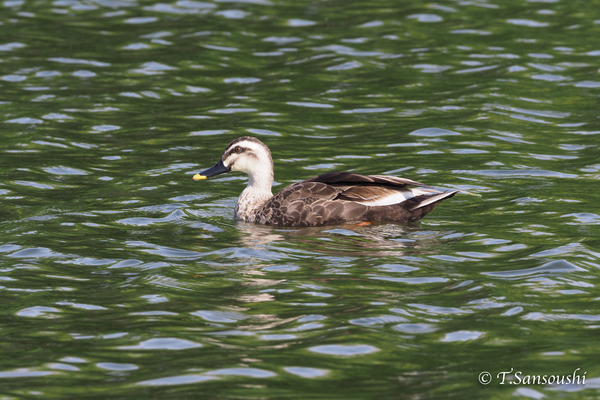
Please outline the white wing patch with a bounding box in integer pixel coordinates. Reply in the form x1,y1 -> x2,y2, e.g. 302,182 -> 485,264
356,188 -> 455,208
355,188 -> 423,206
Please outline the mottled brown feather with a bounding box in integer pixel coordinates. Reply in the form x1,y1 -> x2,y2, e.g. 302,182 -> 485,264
251,172 -> 457,227
335,185 -> 400,202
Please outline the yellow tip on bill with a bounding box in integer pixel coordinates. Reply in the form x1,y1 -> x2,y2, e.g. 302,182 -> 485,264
193,174 -> 207,181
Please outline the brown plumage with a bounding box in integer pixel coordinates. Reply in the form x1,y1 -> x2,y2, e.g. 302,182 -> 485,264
193,137 -> 458,227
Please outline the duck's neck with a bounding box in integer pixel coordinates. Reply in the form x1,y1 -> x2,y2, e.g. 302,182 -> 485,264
234,172 -> 273,222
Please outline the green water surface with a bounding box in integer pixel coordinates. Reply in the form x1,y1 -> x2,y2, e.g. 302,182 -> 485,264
1,0 -> 599,399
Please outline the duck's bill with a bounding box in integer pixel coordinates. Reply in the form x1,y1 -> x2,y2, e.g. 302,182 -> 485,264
193,159 -> 231,181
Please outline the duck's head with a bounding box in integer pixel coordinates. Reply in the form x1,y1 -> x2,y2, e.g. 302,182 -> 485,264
193,136 -> 274,189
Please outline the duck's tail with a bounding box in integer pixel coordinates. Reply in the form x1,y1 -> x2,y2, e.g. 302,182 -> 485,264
408,190 -> 459,211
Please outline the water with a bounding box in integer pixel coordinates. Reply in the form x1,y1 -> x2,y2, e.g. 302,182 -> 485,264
1,0 -> 599,398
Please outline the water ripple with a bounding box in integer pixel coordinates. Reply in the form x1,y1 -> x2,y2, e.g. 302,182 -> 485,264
96,362 -> 138,371
284,367 -> 329,378
0,42 -> 26,51
440,330 -> 485,342
562,213 -> 600,225
117,209 -> 187,226
131,61 -> 176,75
144,2 -> 215,14
393,323 -> 438,334
483,259 -> 584,278
408,14 -> 443,23
453,169 -> 578,179
409,127 -> 461,137
48,57 -> 110,67
286,101 -> 334,108
16,306 -> 62,318
309,344 -> 379,356
208,367 -> 276,378
43,166 -> 88,175
119,338 -> 202,350
0,369 -> 56,378
506,19 -> 549,28
192,310 -> 247,323
136,374 -> 217,386
287,18 -> 315,27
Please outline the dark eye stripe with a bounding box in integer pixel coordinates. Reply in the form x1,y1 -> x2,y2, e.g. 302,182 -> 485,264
224,146 -> 246,159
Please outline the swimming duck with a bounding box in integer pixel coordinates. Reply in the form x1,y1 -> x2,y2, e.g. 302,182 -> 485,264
193,136 -> 458,227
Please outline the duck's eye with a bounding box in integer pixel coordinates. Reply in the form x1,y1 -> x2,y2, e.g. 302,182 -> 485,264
234,146 -> 242,153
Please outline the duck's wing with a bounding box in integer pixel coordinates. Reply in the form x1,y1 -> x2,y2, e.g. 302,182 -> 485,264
256,172 -> 457,227
307,171 -> 455,211
306,171 -> 432,189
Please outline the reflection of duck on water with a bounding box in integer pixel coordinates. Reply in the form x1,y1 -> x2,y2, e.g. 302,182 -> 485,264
194,136 -> 459,227
236,220 -> 453,258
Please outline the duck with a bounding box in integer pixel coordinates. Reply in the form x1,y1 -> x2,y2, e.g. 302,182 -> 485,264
193,136 -> 458,227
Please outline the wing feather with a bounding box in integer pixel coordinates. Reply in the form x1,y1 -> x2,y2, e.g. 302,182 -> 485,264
255,172 -> 456,226
307,171 -> 433,188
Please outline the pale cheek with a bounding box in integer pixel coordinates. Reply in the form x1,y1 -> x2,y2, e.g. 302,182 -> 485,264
224,155 -> 239,171
231,157 -> 251,173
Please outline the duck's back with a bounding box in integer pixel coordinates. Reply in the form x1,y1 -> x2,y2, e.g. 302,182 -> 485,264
253,172 -> 457,227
